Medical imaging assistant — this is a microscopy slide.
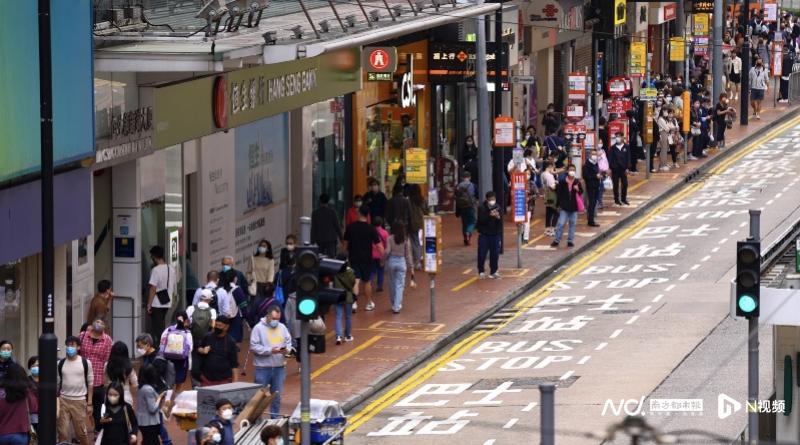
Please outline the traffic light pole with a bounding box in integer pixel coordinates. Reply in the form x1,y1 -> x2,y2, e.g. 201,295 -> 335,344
748,209 -> 760,444
299,217 -> 312,445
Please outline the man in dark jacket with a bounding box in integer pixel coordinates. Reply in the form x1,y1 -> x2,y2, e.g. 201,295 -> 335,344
551,164 -> 583,248
310,193 -> 342,257
582,149 -> 601,228
608,132 -> 631,206
476,191 -> 502,279
386,184 -> 412,228
363,178 -> 388,221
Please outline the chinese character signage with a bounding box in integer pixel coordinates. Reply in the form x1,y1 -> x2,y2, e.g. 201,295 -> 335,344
405,148 -> 428,184
694,13 -> 709,36
511,172 -> 528,223
693,0 -> 713,14
428,42 -> 509,86
629,42 -> 646,77
614,0 -> 627,26
670,37 -> 686,61
494,116 -> 516,147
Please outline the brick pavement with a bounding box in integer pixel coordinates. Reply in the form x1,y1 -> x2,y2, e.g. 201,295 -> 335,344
164,101 -> 798,442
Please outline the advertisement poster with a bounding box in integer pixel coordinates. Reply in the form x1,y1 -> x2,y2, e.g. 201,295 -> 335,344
199,131 -> 236,272
512,172 -> 528,223
670,37 -> 686,61
629,42 -> 646,77
693,13 -> 709,35
405,148 -> 428,184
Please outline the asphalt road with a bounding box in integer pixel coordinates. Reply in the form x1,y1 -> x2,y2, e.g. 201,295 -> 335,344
342,120 -> 800,444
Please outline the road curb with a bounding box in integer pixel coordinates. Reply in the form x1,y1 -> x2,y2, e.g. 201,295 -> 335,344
341,108 -> 800,414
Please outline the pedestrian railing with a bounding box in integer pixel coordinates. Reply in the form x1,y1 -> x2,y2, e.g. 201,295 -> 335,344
788,72 -> 800,105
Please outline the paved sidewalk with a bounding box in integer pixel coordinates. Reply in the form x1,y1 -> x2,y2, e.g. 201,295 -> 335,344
164,101 -> 799,442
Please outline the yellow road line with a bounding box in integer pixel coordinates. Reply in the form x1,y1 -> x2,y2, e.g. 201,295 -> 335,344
344,114 -> 800,435
525,233 -> 547,247
627,179 -> 648,193
451,276 -> 478,292
311,335 -> 382,380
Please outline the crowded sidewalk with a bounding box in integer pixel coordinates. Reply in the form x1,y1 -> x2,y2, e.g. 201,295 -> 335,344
161,100 -> 799,444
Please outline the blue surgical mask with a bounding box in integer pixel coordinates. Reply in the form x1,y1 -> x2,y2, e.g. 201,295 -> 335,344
276,438 -> 284,445
0,350 -> 11,361
222,265 -> 232,273
30,366 -> 39,377
257,246 -> 267,254
66,346 -> 78,357
268,320 -> 279,329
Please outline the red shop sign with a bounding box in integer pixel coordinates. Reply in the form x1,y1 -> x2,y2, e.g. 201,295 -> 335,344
607,76 -> 632,97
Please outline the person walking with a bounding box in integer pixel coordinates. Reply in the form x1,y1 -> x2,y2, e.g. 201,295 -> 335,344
714,93 -> 736,148
730,51 -> 742,100
57,336 -> 93,445
222,270 -> 247,344
197,315 -> 239,386
158,312 -> 192,392
136,365 -> 165,445
191,271 -> 231,316
407,184 -> 426,270
384,222 -> 414,314
0,358 -> 30,445
371,217 -> 389,293
333,257 -> 357,341
249,307 -> 291,418
363,178 -> 388,221
26,356 -> 39,435
541,161 -> 558,236
385,183 -> 412,229
80,317 -> 113,432
97,381 -> 138,445
583,148 -> 601,227
343,206 -> 382,311
248,239 -> 275,299
220,255 -> 248,294
87,279 -> 113,326
105,341 -> 138,404
146,245 -> 176,342
455,171 -> 478,245
749,59 -> 769,119
310,193 -> 342,258
345,195 -> 369,227
476,191 -> 502,279
608,132 -> 630,206
550,164 -> 584,248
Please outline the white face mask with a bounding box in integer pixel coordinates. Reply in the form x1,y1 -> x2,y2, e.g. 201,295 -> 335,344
212,433 -> 222,443
135,347 -> 146,358
286,245 -> 295,252
487,200 -> 497,207
590,155 -> 597,162
198,301 -> 210,309
615,137 -> 622,144
568,171 -> 576,178
221,408 -> 234,420
257,246 -> 267,254
107,395 -> 120,405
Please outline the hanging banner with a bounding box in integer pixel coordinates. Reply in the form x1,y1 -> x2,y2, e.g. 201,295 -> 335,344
682,91 -> 691,133
693,14 -> 709,35
630,42 -> 646,77
669,37 -> 685,61
493,116 -> 516,147
607,76 -> 632,97
693,36 -> 710,55
511,172 -> 528,223
405,148 -> 428,184
614,0 -> 627,26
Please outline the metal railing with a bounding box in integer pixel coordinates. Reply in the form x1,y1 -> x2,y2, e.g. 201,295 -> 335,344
787,71 -> 800,106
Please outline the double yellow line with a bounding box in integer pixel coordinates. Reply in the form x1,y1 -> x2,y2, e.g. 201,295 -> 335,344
344,115 -> 800,435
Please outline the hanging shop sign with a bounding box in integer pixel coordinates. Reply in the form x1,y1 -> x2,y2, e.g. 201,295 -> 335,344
511,172 -> 528,223
663,3 -> 676,21
614,0 -> 626,26
400,56 -> 417,108
669,37 -> 686,61
153,49 -> 361,149
405,148 -> 428,184
607,76 -> 632,97
364,46 -> 398,81
568,72 -> 587,100
629,42 -> 646,78
428,42 -> 509,88
494,116 -> 516,147
693,13 -> 709,36
528,1 -> 560,25
693,0 -> 714,14
94,106 -> 155,168
693,36 -> 710,55
606,97 -> 633,114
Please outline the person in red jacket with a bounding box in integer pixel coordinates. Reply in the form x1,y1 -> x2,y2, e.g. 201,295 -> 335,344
345,195 -> 370,227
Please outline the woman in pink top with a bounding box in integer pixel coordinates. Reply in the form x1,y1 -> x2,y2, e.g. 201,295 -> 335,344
372,216 -> 389,293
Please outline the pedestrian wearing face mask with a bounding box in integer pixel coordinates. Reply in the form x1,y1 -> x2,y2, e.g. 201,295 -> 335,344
192,271 -> 231,316
0,340 -> 16,380
220,255 -> 248,294
260,424 -> 285,445
0,358 -> 31,445
195,425 -> 222,445
104,341 -> 137,405
609,132 -> 630,206
714,93 -> 736,148
551,164 -> 584,248
582,149 -> 601,227
249,307 -> 291,418
159,311 -> 193,391
749,59 -> 769,119
80,317 -> 113,432
595,144 -> 610,210
363,178 -> 388,222
248,239 -> 275,298
136,365 -> 166,445
97,381 -> 138,445
27,356 -> 39,435
197,315 -> 239,386
134,333 -> 176,445
57,336 -> 93,445
345,195 -> 370,227
476,191 -> 503,279
211,399 -> 236,445
656,108 -> 672,171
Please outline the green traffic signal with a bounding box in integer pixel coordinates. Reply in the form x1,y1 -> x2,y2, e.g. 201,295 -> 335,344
737,294 -> 758,313
298,298 -> 317,316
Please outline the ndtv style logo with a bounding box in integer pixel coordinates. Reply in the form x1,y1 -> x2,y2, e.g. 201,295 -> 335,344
718,393 -> 742,419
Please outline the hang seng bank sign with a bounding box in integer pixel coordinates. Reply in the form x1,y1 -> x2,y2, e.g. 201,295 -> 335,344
152,50 -> 361,149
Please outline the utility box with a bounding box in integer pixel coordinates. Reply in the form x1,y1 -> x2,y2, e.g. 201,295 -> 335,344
197,382 -> 262,427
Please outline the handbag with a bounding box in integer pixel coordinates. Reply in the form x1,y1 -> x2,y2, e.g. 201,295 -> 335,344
575,192 -> 585,213
273,271 -> 286,306
603,177 -> 613,189
690,127 -> 701,136
155,265 -> 171,305
309,317 -> 326,334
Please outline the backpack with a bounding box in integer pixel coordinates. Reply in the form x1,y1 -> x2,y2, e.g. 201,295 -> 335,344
191,307 -> 213,347
57,356 -> 89,395
209,288 -> 219,312
163,326 -> 191,361
455,183 -> 473,209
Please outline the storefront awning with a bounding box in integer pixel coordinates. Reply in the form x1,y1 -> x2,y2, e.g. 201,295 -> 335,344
95,0 -> 501,73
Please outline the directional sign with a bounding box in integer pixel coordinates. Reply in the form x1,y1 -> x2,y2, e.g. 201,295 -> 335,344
511,172 -> 528,223
510,75 -> 535,84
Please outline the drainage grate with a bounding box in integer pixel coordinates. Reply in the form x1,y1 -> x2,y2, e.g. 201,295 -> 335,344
471,376 -> 579,390
602,309 -> 640,315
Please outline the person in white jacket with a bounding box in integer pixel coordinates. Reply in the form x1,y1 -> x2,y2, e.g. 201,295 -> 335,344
249,306 -> 292,418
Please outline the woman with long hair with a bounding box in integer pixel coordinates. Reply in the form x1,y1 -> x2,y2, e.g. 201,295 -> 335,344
159,311 -> 192,390
406,184 -> 426,270
223,269 -> 247,344
105,341 -> 138,404
384,223 -> 414,314
97,381 -> 138,445
136,365 -> 164,445
248,239 -> 275,298
0,354 -> 30,444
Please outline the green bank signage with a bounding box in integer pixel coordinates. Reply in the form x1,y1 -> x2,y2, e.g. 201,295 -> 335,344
153,49 -> 361,149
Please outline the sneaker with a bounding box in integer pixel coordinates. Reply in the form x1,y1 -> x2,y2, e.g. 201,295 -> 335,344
614,200 -> 622,206
336,336 -> 342,345
479,272 -> 487,279
550,241 -> 559,247
622,201 -> 630,206
660,166 -> 670,172
567,242 -> 575,247
756,114 -> 762,120
490,273 -> 502,279
345,336 -> 354,342
365,301 -> 376,311
673,163 -> 680,168
352,301 -> 357,313
687,155 -> 697,160
392,308 -> 400,314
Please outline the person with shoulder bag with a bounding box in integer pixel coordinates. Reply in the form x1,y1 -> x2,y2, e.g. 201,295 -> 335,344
97,381 -> 138,445
455,171 -> 478,246
384,223 -> 414,314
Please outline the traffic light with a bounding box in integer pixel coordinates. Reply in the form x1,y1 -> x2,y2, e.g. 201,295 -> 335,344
736,240 -> 761,318
295,246 -> 320,321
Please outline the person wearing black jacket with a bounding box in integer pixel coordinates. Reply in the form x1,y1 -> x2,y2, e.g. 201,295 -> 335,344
98,381 -> 138,445
386,184 -> 412,228
550,164 -> 583,248
197,315 -> 239,386
310,194 -> 342,258
476,191 -> 502,279
608,132 -> 631,206
626,108 -> 642,174
363,178 -> 388,221
582,149 -> 601,228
